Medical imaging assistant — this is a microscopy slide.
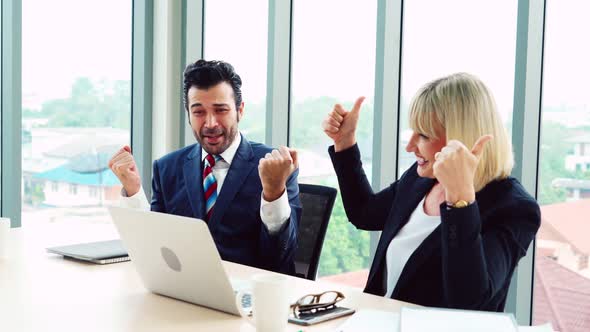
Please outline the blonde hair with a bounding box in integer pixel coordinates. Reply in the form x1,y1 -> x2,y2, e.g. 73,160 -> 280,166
408,73 -> 513,191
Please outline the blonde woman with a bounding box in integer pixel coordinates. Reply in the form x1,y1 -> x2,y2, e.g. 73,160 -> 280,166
322,73 -> 540,311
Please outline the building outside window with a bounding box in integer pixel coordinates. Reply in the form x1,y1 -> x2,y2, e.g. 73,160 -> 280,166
21,0 -> 131,232
533,1 -> 590,330
89,186 -> 98,198
68,184 -> 78,196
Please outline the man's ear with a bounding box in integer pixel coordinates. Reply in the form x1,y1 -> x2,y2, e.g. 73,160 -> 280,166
237,102 -> 245,122
186,111 -> 191,125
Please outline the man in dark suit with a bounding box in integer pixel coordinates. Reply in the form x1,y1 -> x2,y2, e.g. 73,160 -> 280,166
109,60 -> 301,274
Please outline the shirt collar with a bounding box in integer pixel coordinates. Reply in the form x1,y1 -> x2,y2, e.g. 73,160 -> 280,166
201,132 -> 241,165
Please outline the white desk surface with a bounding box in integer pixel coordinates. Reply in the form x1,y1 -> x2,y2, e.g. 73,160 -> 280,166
0,224 -> 414,332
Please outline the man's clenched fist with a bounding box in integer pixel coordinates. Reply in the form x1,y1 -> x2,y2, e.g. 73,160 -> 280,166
108,145 -> 142,196
258,146 -> 298,202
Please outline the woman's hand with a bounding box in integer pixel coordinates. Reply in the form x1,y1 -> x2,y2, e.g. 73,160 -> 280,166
322,97 -> 365,152
433,135 -> 493,204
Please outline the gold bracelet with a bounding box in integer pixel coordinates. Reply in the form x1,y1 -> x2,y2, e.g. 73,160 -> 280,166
447,199 -> 471,209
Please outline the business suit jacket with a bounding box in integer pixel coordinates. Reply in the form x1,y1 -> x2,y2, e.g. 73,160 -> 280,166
150,135 -> 302,274
329,144 -> 540,311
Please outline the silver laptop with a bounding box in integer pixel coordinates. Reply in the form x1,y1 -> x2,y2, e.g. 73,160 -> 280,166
107,206 -> 251,316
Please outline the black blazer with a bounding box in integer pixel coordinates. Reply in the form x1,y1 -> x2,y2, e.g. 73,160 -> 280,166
150,135 -> 302,274
329,144 -> 540,311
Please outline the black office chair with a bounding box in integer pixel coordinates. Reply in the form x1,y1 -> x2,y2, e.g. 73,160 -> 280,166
294,183 -> 337,280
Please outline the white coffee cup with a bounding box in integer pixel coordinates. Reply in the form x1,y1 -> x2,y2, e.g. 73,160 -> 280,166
0,217 -> 11,259
237,273 -> 291,332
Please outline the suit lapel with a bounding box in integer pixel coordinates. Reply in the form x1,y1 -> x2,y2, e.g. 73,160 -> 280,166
382,177 -> 435,242
183,145 -> 206,219
209,136 -> 256,225
391,185 -> 496,297
391,224 -> 441,298
366,175 -> 436,294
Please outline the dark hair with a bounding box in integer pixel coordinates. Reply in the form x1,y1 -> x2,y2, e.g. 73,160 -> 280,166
183,59 -> 243,111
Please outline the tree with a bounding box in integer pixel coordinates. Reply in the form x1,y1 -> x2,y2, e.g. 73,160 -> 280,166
537,122 -> 575,205
289,97 -> 374,276
25,77 -> 131,129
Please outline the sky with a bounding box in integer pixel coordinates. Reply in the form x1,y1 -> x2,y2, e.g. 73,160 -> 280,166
22,0 -> 132,107
21,0 -> 590,119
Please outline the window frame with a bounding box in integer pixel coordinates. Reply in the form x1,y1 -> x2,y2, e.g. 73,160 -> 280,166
132,0 -> 155,197
506,0 -> 546,325
371,0 -> 404,259
1,0 -> 22,228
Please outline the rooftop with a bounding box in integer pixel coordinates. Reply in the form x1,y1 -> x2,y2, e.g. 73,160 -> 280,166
33,165 -> 120,186
534,255 -> 590,332
552,178 -> 590,190
539,199 -> 590,255
565,134 -> 590,143
320,269 -> 369,289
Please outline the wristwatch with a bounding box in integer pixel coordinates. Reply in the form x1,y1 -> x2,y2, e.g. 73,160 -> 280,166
447,199 -> 471,209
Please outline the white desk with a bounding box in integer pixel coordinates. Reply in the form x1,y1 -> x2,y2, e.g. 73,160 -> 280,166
0,225 -> 414,331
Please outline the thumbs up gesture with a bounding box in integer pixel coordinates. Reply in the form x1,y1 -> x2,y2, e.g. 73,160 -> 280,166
433,135 -> 493,204
322,96 -> 366,152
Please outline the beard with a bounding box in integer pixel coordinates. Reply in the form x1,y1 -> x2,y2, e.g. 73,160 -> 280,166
194,124 -> 239,156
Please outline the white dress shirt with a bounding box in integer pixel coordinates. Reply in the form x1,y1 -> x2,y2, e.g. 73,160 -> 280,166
385,197 -> 441,297
119,133 -> 292,234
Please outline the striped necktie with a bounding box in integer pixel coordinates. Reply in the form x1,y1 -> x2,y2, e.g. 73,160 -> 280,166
203,154 -> 221,221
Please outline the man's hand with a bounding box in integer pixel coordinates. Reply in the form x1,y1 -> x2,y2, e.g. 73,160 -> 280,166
322,96 -> 365,152
258,146 -> 298,202
108,145 -> 142,196
433,135 -> 493,204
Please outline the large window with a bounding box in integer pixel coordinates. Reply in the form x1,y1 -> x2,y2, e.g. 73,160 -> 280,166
21,0 -> 132,237
204,0 -> 268,144
533,1 -> 590,330
290,0 -> 377,286
398,0 -> 518,175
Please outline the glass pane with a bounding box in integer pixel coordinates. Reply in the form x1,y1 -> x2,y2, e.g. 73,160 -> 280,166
204,0 -> 268,144
22,0 -> 132,242
534,1 -> 590,330
290,0 -> 377,287
399,0 -> 517,175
